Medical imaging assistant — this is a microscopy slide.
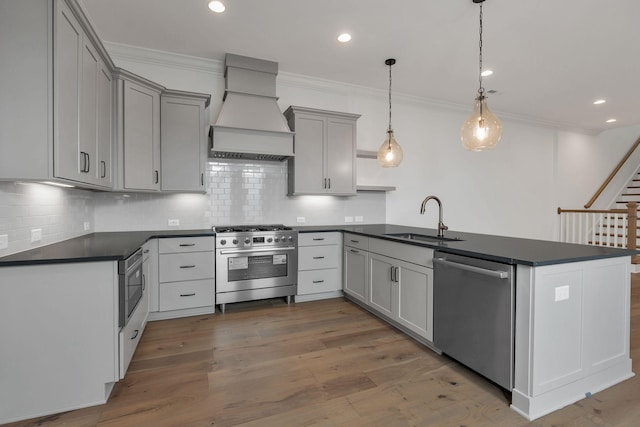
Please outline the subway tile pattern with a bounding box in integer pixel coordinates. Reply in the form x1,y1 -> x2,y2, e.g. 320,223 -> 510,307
0,182 -> 93,256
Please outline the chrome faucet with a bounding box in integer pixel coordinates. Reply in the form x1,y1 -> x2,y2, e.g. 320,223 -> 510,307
420,196 -> 448,238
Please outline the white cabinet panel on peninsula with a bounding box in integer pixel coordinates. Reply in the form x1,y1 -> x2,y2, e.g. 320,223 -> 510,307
0,262 -> 119,425
0,0 -> 114,189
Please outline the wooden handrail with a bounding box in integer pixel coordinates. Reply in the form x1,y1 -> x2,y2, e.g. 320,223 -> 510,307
584,136 -> 640,209
558,207 -> 626,214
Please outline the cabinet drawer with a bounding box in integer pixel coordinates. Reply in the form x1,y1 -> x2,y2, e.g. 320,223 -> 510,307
119,288 -> 148,378
299,245 -> 339,270
298,269 -> 340,295
159,252 -> 214,282
299,232 -> 341,247
158,236 -> 214,254
344,233 -> 369,251
159,279 -> 214,311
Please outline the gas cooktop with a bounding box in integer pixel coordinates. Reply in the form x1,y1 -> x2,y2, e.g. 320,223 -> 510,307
213,224 -> 293,234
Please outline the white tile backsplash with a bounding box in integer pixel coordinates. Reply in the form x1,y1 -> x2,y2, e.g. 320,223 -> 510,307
94,159 -> 386,231
0,182 -> 94,256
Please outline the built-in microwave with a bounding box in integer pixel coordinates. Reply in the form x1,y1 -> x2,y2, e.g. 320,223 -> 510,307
118,248 -> 144,328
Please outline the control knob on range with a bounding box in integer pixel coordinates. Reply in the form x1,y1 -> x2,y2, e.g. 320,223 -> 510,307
220,239 -> 227,245
232,239 -> 238,244
288,236 -> 293,242
274,237 -> 280,242
267,237 -> 273,243
244,238 -> 251,244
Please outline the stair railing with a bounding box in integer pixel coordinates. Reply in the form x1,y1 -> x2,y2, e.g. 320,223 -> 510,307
585,136 -> 640,209
557,202 -> 637,249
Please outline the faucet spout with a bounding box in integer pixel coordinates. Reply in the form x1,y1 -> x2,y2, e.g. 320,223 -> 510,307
419,195 -> 448,238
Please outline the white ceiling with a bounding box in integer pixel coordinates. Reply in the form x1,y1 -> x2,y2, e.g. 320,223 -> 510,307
80,0 -> 640,134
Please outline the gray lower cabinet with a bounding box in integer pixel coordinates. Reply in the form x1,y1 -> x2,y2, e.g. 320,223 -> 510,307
160,90 -> 211,192
344,236 -> 434,342
0,0 -> 113,189
285,106 -> 360,195
114,70 -> 163,191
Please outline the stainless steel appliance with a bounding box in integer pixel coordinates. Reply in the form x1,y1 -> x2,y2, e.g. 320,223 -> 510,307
214,224 -> 298,313
433,251 -> 515,390
118,248 -> 144,328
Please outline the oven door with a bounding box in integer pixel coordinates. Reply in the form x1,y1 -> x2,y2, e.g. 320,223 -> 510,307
216,247 -> 297,292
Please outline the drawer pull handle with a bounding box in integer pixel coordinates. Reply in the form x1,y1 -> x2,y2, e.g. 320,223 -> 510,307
179,243 -> 196,247
349,249 -> 359,253
312,238 -> 325,241
350,240 -> 359,243
143,249 -> 149,253
131,329 -> 139,340
180,293 -> 196,297
180,265 -> 196,269
313,256 -> 325,259
312,280 -> 325,284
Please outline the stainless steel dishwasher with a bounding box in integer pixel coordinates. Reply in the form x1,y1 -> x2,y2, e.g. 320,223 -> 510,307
433,251 -> 515,390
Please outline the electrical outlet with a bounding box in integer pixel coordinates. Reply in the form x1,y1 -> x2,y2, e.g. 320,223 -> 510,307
83,221 -> 91,231
355,216 -> 364,223
296,217 -> 306,224
31,228 -> 42,242
555,285 -> 570,302
0,234 -> 8,250
167,219 -> 180,227
344,216 -> 354,223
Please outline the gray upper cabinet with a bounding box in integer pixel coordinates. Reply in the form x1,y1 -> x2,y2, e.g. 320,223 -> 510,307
285,106 -> 360,196
114,70 -> 163,192
0,0 -> 114,189
160,90 -> 211,192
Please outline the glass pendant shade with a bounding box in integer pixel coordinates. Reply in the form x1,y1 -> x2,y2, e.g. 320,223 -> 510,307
377,130 -> 403,167
461,96 -> 502,151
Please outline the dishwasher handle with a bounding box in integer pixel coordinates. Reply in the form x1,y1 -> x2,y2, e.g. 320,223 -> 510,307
433,257 -> 509,279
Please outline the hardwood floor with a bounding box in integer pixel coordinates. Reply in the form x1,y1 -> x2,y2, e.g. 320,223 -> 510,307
9,277 -> 640,427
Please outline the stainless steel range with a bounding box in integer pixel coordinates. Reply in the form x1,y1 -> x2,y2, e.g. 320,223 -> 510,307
214,224 -> 298,313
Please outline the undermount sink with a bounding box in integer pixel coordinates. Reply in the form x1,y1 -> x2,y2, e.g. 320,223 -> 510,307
384,232 -> 464,243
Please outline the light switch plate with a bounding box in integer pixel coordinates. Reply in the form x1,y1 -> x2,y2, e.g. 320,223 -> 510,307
83,221 -> 91,231
0,234 -> 8,250
296,217 -> 306,224
167,219 -> 180,227
355,216 -> 364,223
31,228 -> 42,242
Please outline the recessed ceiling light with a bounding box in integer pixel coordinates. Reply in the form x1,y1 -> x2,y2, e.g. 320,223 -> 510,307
337,33 -> 352,43
208,1 -> 225,13
606,118 -> 617,123
593,99 -> 606,105
481,70 -> 493,77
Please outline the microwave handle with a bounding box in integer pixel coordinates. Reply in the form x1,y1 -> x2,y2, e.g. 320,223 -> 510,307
219,246 -> 296,254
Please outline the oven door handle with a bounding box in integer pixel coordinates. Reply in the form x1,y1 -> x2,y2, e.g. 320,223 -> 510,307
219,246 -> 297,254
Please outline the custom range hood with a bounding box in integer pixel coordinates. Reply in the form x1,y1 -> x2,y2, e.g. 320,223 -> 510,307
210,54 -> 294,161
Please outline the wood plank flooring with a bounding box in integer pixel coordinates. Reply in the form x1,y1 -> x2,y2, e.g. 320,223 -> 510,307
8,276 -> 640,427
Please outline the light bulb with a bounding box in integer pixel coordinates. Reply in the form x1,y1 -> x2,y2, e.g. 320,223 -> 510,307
208,1 -> 225,13
461,96 -> 502,151
377,130 -> 403,167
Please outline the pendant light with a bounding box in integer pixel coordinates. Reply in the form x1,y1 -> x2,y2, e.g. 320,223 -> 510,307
461,0 -> 502,151
377,58 -> 403,167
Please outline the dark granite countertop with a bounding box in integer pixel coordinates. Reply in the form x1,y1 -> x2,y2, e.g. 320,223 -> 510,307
1,224 -> 635,268
294,224 -> 638,266
0,229 -> 215,267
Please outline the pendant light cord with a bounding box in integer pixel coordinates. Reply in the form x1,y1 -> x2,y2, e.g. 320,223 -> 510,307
388,62 -> 393,133
478,2 -> 485,115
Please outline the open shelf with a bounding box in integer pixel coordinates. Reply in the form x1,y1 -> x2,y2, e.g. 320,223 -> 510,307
356,149 -> 377,159
356,185 -> 396,192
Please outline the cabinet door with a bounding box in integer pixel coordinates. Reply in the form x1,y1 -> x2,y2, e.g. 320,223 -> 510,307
96,63 -> 113,187
123,80 -> 161,191
161,96 -> 206,192
290,114 -> 325,194
396,260 -> 433,340
79,39 -> 99,184
368,253 -> 395,318
344,247 -> 368,304
326,117 -> 356,195
54,1 -> 83,182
